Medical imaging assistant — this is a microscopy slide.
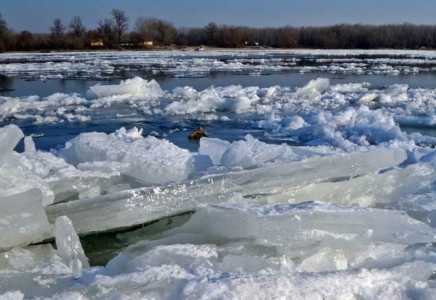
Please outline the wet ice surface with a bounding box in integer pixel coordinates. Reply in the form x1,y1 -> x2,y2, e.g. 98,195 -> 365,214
4,50 -> 436,299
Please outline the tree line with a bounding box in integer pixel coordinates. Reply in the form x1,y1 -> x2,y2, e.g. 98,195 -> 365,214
1,9 -> 436,51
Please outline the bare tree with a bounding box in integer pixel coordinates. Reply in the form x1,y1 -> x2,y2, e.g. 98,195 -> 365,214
15,31 -> 35,51
153,19 -> 177,46
69,16 -> 86,37
0,13 -> 7,35
135,17 -> 157,40
49,18 -> 66,48
110,9 -> 128,43
204,22 -> 218,45
98,18 -> 116,47
0,13 -> 8,52
50,18 -> 65,37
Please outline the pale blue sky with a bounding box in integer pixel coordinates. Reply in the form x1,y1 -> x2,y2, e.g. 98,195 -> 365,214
2,0 -> 436,33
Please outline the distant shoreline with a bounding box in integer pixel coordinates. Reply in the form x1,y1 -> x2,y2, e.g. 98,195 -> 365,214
3,46 -> 436,54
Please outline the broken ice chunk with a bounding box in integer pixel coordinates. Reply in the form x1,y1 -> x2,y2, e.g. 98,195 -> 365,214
0,189 -> 51,251
294,78 -> 330,98
0,124 -> 24,167
60,127 -> 193,185
16,149 -> 118,204
0,155 -> 54,206
89,77 -> 163,98
24,136 -> 36,153
55,216 -> 89,275
199,137 -> 231,165
298,247 -> 348,272
220,134 -> 295,168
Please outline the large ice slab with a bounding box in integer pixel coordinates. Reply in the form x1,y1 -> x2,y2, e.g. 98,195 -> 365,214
46,148 -> 407,235
177,203 -> 436,247
0,189 -> 51,251
60,127 -> 193,185
265,163 -> 436,207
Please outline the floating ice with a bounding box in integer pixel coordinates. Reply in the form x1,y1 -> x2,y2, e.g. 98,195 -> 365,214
200,135 -> 298,169
3,50 -> 436,80
220,135 -> 296,168
199,137 -> 231,165
294,78 -> 330,98
89,76 -> 163,98
60,127 -> 193,185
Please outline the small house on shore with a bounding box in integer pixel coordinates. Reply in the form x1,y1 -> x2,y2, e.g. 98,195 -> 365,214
90,39 -> 104,47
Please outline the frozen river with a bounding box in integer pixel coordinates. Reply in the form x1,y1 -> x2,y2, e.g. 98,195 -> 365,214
2,50 -> 436,299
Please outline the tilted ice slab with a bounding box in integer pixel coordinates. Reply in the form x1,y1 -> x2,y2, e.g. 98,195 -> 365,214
0,125 -> 24,167
54,216 -> 89,275
60,127 -> 193,185
0,189 -> 51,251
46,148 -> 407,235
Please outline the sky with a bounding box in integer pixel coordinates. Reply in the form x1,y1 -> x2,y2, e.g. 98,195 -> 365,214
2,0 -> 436,33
